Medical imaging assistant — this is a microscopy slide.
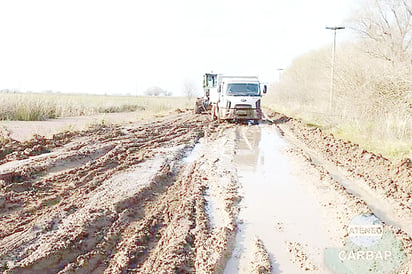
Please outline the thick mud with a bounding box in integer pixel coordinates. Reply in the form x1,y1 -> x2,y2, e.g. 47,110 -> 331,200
268,111 -> 412,273
0,111 -> 410,273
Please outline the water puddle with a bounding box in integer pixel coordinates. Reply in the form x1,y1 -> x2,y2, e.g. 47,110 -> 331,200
204,187 -> 227,230
224,126 -> 334,273
182,141 -> 203,163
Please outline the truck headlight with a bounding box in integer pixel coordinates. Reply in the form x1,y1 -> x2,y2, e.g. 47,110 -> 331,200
256,99 -> 261,109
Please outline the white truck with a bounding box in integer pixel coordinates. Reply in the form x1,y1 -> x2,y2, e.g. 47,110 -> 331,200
195,73 -> 267,123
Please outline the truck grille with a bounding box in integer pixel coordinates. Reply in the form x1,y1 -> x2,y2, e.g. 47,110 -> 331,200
234,104 -> 252,109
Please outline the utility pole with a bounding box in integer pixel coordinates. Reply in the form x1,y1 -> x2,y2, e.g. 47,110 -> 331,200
325,26 -> 345,112
276,68 -> 284,82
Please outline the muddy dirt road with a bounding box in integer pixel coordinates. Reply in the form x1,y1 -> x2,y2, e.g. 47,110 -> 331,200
0,111 -> 411,273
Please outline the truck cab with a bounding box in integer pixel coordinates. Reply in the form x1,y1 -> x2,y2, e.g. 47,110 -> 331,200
213,76 -> 266,122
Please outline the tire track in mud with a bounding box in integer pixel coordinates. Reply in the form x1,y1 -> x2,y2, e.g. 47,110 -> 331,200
129,124 -> 239,274
0,114 -> 202,231
269,112 -> 411,218
285,145 -> 412,273
2,110 -> 410,273
0,112 -> 237,273
266,112 -> 412,272
213,119 -> 410,273
268,112 -> 412,232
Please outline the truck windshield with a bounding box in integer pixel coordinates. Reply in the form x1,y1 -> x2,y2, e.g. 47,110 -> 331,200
227,83 -> 260,96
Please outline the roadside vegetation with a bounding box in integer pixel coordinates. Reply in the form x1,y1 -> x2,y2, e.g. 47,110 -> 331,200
0,93 -> 194,121
265,0 -> 412,159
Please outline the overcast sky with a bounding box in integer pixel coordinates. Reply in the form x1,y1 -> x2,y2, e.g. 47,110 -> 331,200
0,0 -> 359,95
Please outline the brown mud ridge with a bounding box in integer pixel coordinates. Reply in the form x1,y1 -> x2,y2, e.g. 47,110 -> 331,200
0,110 -> 411,273
268,111 -> 412,266
0,112 -> 239,273
269,112 -> 411,217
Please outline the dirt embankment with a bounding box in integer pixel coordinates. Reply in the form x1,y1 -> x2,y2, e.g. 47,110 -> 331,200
267,111 -> 412,271
269,112 -> 411,216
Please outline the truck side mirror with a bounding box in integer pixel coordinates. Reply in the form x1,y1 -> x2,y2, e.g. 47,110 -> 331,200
263,85 -> 267,94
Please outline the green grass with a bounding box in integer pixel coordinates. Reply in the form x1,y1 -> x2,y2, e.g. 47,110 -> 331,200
330,123 -> 412,159
263,103 -> 412,160
0,93 -> 194,121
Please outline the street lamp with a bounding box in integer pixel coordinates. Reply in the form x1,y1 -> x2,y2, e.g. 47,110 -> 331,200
325,26 -> 345,112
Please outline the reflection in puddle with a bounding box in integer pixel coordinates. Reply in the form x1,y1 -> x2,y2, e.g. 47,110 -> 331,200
234,126 -> 262,172
224,126 -> 333,273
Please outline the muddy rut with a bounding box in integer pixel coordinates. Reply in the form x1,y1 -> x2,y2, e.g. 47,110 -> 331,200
0,111 -> 411,273
0,113 -> 236,273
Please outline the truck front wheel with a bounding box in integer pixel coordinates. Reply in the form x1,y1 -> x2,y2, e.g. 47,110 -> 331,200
211,105 -> 220,122
216,107 -> 221,123
194,99 -> 202,114
211,105 -> 217,120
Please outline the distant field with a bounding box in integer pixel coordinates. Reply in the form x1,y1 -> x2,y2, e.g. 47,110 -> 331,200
0,93 -> 194,121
